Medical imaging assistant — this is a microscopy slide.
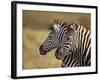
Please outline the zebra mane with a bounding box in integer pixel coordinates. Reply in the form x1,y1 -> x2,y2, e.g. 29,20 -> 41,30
53,19 -> 68,27
68,23 -> 79,31
49,19 -> 82,33
49,19 -> 68,31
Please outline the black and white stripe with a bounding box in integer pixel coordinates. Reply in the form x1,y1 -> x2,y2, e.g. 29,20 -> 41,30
55,47 -> 80,67
39,19 -> 91,67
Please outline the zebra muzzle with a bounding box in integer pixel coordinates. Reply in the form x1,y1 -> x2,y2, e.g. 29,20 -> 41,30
39,45 -> 47,55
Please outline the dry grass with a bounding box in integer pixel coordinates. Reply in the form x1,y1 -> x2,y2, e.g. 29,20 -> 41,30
22,10 -> 90,69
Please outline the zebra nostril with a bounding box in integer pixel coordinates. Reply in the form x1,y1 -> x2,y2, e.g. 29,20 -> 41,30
39,45 -> 47,55
39,45 -> 43,50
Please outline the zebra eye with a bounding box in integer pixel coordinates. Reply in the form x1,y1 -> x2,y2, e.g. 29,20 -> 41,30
67,37 -> 70,40
49,36 -> 52,38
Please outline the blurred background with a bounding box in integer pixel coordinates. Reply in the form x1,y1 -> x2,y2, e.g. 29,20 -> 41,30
23,10 -> 90,69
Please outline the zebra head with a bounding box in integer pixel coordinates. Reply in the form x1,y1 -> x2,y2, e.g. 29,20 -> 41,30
39,20 -> 79,56
39,20 -> 68,55
55,47 -> 64,60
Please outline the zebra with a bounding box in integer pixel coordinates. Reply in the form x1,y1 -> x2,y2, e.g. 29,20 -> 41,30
55,47 -> 80,67
39,19 -> 91,67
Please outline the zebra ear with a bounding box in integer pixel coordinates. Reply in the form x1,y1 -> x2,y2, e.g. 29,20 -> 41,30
53,24 -> 60,32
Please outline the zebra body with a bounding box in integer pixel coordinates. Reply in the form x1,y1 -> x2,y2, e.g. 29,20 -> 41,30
39,19 -> 91,67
